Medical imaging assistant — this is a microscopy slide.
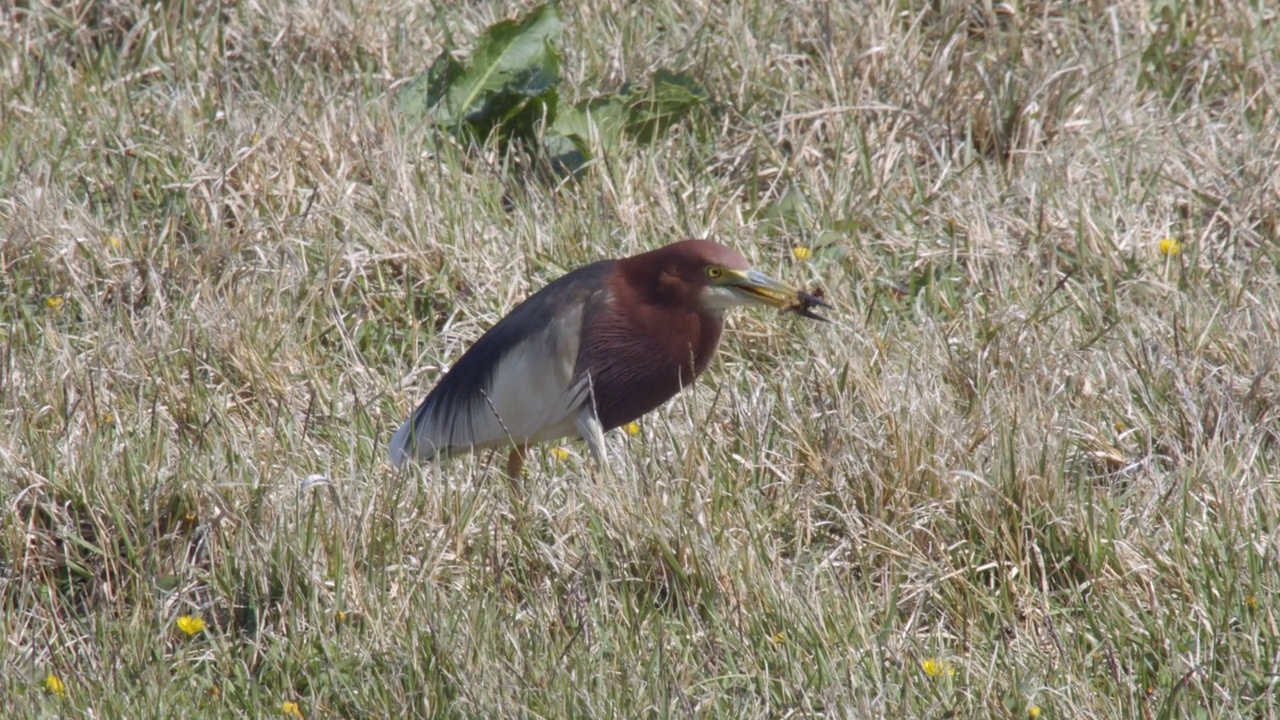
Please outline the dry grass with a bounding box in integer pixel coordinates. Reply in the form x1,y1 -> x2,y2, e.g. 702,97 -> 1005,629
2,0 -> 1279,716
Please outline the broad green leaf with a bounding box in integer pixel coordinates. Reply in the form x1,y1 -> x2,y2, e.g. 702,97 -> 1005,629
544,95 -> 628,177
397,51 -> 464,127
541,130 -> 589,178
399,2 -> 564,143
624,69 -> 709,143
550,96 -> 627,149
544,70 -> 708,178
399,10 -> 710,182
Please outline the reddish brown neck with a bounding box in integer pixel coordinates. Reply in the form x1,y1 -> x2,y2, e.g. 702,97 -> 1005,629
609,264 -> 723,379
577,245 -> 739,430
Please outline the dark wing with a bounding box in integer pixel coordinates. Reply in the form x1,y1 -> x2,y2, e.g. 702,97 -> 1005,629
390,259 -> 616,467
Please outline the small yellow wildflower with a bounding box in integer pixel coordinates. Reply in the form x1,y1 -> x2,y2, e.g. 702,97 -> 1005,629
1245,595 -> 1258,611
336,611 -> 348,622
106,235 -> 121,250
45,296 -> 64,310
769,631 -> 786,645
1158,237 -> 1181,256
550,447 -> 570,461
44,673 -> 66,697
1028,705 -> 1042,718
625,422 -> 640,436
176,615 -> 206,636
791,246 -> 812,262
281,701 -> 304,718
920,657 -> 955,677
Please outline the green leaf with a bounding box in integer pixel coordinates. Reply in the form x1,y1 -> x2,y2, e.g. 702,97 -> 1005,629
399,2 -> 564,143
551,97 -> 626,150
624,69 -> 709,143
544,70 -> 706,176
541,130 -> 589,178
545,95 -> 629,174
397,51 -> 462,127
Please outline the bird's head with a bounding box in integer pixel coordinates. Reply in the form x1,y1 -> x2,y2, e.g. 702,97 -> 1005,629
630,239 -> 830,320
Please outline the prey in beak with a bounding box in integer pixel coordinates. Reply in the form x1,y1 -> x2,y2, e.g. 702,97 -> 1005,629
723,269 -> 832,322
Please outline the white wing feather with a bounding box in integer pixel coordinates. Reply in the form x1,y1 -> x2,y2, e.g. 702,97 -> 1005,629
390,301 -> 593,469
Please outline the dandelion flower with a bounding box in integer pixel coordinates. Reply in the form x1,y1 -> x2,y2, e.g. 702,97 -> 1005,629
550,447 -> 570,461
920,657 -> 955,677
1246,595 -> 1258,611
45,296 -> 64,310
176,615 -> 206,636
1158,237 -> 1181,256
1027,705 -> 1042,718
625,422 -> 640,436
106,235 -> 121,250
792,246 -> 812,262
44,674 -> 66,697
281,701 -> 304,718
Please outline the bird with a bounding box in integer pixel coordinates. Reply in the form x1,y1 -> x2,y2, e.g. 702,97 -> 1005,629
390,238 -> 829,477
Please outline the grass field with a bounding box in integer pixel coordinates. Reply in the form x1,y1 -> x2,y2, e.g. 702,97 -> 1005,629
3,0 -> 1279,716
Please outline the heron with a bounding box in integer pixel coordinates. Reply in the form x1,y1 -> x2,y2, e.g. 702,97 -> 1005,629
390,239 -> 829,477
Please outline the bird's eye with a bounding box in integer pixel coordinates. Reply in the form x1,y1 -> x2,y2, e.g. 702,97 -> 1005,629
706,267 -> 723,279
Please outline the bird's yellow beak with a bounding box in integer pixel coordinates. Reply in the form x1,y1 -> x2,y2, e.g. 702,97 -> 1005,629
724,269 -> 831,321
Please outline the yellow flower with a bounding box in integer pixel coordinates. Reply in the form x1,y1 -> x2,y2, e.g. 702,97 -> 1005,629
791,246 -> 812,262
1246,595 -> 1258,611
1028,705 -> 1042,718
176,615 -> 206,636
920,657 -> 955,677
44,673 -> 66,697
281,701 -> 304,718
769,631 -> 786,645
336,611 -> 348,622
45,296 -> 64,310
1158,237 -> 1181,256
550,447 -> 570,461
106,235 -> 121,250
624,422 -> 640,436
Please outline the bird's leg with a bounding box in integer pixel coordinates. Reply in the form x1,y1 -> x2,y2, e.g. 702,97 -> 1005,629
505,444 -> 529,481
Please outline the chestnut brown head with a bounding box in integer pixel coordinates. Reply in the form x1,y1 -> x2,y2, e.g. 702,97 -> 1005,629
619,239 -> 825,317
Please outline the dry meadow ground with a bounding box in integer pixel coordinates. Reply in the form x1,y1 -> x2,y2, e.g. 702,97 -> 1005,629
3,0 -> 1279,717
